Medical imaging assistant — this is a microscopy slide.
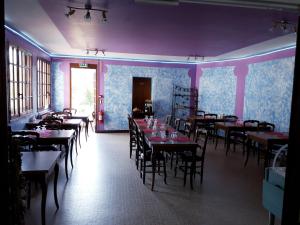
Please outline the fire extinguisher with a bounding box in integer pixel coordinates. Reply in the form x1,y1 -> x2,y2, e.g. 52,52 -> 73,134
98,110 -> 104,122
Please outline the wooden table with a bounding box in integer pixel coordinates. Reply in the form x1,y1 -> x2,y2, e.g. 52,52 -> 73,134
245,131 -> 289,167
21,151 -> 61,225
54,114 -> 90,141
36,129 -> 76,180
26,118 -> 82,149
188,115 -> 227,133
214,121 -> 260,154
134,119 -> 198,190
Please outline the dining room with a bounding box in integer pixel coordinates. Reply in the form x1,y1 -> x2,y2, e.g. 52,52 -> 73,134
2,1 -> 300,225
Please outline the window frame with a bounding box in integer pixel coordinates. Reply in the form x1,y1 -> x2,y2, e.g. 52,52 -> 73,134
8,44 -> 33,119
37,58 -> 51,111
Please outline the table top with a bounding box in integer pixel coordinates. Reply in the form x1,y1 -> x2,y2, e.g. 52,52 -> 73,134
134,119 -> 197,150
188,116 -> 227,122
246,131 -> 289,141
27,119 -> 82,126
36,129 -> 75,139
21,151 -> 61,174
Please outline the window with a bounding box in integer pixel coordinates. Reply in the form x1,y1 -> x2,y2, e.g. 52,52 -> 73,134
8,45 -> 33,118
37,59 -> 51,110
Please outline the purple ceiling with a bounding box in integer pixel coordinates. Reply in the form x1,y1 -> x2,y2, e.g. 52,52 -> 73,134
39,0 -> 299,57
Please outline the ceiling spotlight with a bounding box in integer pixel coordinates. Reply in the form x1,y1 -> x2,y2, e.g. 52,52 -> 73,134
65,1 -> 107,22
65,7 -> 75,17
84,10 -> 91,21
269,19 -> 297,33
102,11 -> 107,22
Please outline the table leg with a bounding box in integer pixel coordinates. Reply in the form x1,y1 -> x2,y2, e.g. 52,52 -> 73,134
151,152 -> 156,191
78,126 -> 81,148
54,163 -> 59,209
69,137 -> 75,168
64,143 -> 69,180
85,119 -> 88,141
244,139 -> 251,167
226,130 -> 231,155
264,144 -> 270,168
190,149 -> 195,190
40,178 -> 48,225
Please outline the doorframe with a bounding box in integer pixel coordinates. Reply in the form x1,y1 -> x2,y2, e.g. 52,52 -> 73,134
69,63 -> 97,113
131,77 -> 152,111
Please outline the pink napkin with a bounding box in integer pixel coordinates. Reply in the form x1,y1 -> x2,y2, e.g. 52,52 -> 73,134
143,128 -> 155,133
271,131 -> 288,138
148,136 -> 169,142
38,130 -> 52,137
173,137 -> 190,142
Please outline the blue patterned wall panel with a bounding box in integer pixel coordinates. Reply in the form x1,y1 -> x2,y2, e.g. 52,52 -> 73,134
198,67 -> 237,115
51,62 -> 65,112
243,57 -> 295,131
104,65 -> 191,130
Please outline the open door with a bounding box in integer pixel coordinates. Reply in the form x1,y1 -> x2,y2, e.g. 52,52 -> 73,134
132,77 -> 151,118
70,63 -> 96,130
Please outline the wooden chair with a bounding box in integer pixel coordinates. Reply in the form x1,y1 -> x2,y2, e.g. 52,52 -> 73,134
11,131 -> 40,151
178,129 -> 209,185
227,120 -> 259,155
52,111 -> 72,118
128,114 -> 137,160
38,119 -> 62,130
165,115 -> 173,126
196,110 -> 205,117
215,115 -> 238,149
258,121 -> 275,131
63,108 -> 77,115
137,129 -> 167,187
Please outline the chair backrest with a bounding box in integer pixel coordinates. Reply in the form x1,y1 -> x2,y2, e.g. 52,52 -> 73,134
258,121 -> 275,131
38,119 -> 62,130
52,111 -> 72,117
204,113 -> 217,119
165,115 -> 172,126
243,120 -> 259,130
174,118 -> 182,131
136,129 -> 147,156
195,129 -> 209,159
183,121 -> 192,138
11,131 -> 40,151
196,110 -> 205,117
224,115 -> 238,122
63,108 -> 77,115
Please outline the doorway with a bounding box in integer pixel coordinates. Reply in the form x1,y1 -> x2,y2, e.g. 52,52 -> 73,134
132,77 -> 151,115
70,64 -> 96,116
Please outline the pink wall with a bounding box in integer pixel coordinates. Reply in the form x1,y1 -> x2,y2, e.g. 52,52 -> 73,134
196,48 -> 296,118
51,58 -> 196,131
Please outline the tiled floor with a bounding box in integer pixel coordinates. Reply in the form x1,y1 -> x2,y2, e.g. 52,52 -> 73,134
25,132 -> 278,225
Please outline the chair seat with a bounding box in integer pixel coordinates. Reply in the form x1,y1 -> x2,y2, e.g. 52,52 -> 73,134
141,150 -> 165,161
180,151 -> 203,162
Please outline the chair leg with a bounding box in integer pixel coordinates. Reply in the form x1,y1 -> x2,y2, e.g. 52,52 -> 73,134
129,141 -> 132,159
215,134 -> 219,150
140,159 -> 143,179
183,161 -> 188,186
200,163 -> 204,184
170,152 -> 174,169
142,161 -> 146,184
163,159 -> 167,184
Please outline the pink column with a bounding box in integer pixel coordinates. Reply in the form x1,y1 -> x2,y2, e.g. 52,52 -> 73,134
234,64 -> 249,119
96,61 -> 106,132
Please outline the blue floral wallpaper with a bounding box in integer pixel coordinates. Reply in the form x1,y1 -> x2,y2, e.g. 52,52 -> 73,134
104,65 -> 191,130
198,67 -> 237,115
243,57 -> 295,131
51,62 -> 65,112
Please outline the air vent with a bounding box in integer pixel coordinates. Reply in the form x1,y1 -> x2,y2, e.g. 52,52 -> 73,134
134,0 -> 179,6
